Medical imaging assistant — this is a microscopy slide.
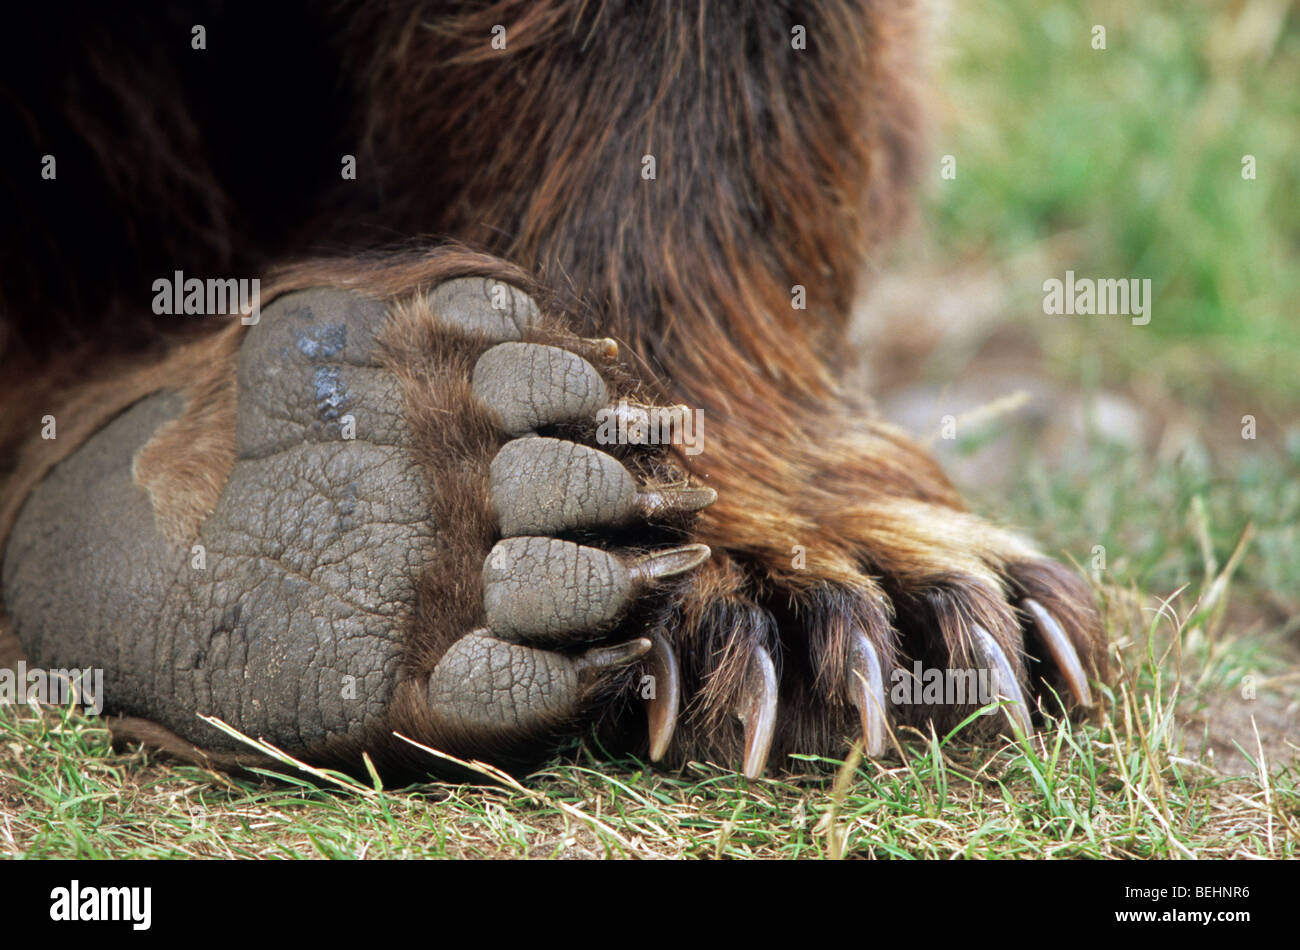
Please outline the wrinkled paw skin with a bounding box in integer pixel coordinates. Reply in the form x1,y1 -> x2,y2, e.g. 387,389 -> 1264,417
0,276 -> 714,776
0,271 -> 1109,782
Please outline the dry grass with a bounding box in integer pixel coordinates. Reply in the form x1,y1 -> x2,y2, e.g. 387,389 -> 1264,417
2,562 -> 1295,859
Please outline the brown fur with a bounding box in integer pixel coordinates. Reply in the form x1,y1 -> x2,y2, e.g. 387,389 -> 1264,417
0,1 -> 1108,773
131,327 -> 241,544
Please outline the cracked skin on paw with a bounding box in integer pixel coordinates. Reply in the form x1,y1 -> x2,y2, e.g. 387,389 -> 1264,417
0,1 -> 1107,780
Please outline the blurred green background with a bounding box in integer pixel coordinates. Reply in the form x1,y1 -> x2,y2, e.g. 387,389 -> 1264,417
931,0 -> 1298,405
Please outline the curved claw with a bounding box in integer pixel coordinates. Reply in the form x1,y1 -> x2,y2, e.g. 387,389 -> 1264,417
1022,598 -> 1092,708
638,486 -> 718,518
970,625 -> 1032,737
734,643 -> 778,779
627,544 -> 711,585
582,337 -> 620,360
847,629 -> 887,757
644,630 -> 680,761
576,637 -> 653,679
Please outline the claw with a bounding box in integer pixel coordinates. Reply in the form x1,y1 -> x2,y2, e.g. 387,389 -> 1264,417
734,644 -> 778,779
638,486 -> 718,517
644,630 -> 680,761
970,625 -> 1032,737
1022,598 -> 1092,708
627,544 -> 711,585
577,637 -> 653,678
847,629 -> 887,757
608,401 -> 697,449
583,337 -> 620,360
